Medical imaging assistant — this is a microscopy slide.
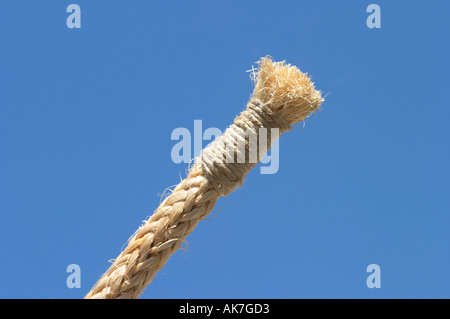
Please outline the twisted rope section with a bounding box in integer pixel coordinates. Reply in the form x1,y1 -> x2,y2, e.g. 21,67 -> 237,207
85,57 -> 324,299
85,99 -> 282,299
85,167 -> 220,299
199,99 -> 291,196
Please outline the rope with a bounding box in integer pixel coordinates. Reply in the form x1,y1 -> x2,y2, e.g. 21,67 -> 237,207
85,57 -> 324,299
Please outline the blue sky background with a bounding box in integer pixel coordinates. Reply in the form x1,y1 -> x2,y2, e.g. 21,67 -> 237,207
0,1 -> 449,299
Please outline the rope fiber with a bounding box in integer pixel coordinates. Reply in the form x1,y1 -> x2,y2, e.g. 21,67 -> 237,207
85,57 -> 324,299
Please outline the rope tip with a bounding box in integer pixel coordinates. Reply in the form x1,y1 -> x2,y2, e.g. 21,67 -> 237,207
251,56 -> 324,127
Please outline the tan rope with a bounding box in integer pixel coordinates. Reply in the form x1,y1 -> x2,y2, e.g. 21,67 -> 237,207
85,57 -> 324,299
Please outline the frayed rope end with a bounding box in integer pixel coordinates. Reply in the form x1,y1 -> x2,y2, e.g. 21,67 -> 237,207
250,56 -> 324,127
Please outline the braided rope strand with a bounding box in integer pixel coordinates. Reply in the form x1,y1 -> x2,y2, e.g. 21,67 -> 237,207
85,168 -> 219,299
